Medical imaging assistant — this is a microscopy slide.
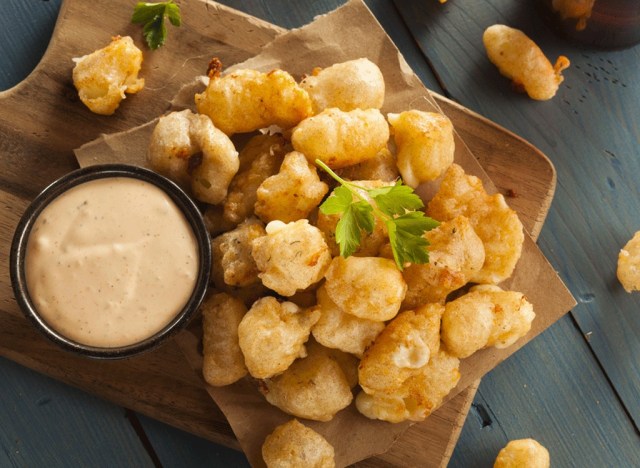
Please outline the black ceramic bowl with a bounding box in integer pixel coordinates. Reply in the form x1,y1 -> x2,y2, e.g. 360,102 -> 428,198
10,164 -> 211,359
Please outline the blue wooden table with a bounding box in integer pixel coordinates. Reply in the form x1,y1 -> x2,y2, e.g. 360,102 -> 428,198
1,0 -> 639,466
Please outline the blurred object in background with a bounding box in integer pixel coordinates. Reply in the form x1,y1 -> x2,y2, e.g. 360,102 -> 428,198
538,0 -> 640,48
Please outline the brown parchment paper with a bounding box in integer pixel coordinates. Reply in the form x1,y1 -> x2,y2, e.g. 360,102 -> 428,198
75,1 -> 575,466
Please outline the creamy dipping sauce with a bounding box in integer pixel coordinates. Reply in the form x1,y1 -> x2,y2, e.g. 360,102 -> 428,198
25,177 -> 198,348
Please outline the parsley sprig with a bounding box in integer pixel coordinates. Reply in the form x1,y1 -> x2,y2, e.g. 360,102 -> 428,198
316,160 -> 439,270
131,1 -> 181,50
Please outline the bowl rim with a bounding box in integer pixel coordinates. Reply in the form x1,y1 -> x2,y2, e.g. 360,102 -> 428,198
9,164 -> 211,359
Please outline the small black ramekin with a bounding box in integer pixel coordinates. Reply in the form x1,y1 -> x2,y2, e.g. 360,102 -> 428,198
10,164 -> 211,359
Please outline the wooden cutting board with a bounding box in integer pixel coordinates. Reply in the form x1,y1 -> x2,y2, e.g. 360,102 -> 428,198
0,0 -> 555,466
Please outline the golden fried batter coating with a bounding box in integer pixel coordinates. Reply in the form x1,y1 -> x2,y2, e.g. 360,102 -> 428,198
617,230 -> 640,293
147,109 -> 239,204
358,304 -> 444,394
255,151 -> 329,223
292,108 -> 390,169
427,164 -> 524,284
195,68 -> 313,135
223,134 -> 288,226
494,438 -> 550,468
262,419 -> 335,468
388,110 -> 455,188
203,205 -> 237,237
483,25 -> 570,101
356,349 -> 460,423
211,218 -> 266,289
261,341 -> 353,422
311,285 -> 385,357
251,220 -> 332,296
324,256 -> 407,321
402,216 -> 485,308
201,293 -> 248,386
72,36 -> 144,115
441,291 -> 495,358
238,297 -> 320,379
335,147 -> 399,182
300,58 -> 385,113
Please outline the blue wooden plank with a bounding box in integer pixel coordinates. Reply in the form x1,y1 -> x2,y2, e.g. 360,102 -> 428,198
136,414 -> 250,467
393,0 -> 640,431
0,357 -> 153,467
451,315 -> 640,467
0,0 -> 62,89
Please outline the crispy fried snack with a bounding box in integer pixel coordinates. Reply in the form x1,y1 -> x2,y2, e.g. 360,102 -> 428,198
388,110 -> 455,188
300,58 -> 385,113
292,108 -> 390,169
324,256 -> 407,321
211,219 -> 266,289
427,164 -> 524,284
147,109 -> 239,204
553,0 -> 594,30
255,151 -> 329,223
494,438 -> 550,468
316,180 -> 391,258
195,68 -> 313,135
356,348 -> 460,423
358,304 -> 444,394
617,230 -> 640,293
223,134 -> 289,226
261,341 -> 353,422
441,286 -> 535,358
402,216 -> 485,308
72,36 -> 144,115
262,419 -> 335,468
441,291 -> 495,358
483,25 -> 570,101
238,297 -> 320,379
335,147 -> 399,182
201,293 -> 248,386
311,285 -> 385,357
203,205 -> 237,237
251,220 -> 332,296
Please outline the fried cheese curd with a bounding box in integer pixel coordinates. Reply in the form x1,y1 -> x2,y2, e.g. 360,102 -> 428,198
147,109 -> 239,204
292,108 -> 390,169
441,285 -> 535,358
428,164 -> 524,284
324,256 -> 407,321
223,134 -> 289,226
358,303 -> 444,394
72,36 -> 144,115
300,58 -> 385,113
494,438 -> 550,468
255,151 -> 329,223
262,419 -> 335,468
201,293 -> 248,386
261,341 -> 354,422
251,220 -> 332,297
211,218 -> 266,289
311,285 -> 385,357
238,297 -> 320,379
317,180 -> 391,258
335,147 -> 399,182
356,348 -> 460,423
402,216 -> 485,309
195,67 -> 313,135
388,110 -> 455,188
483,25 -> 570,101
617,230 -> 640,293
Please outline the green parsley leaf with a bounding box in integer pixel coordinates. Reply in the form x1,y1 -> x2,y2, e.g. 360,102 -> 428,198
315,159 -> 439,270
131,1 -> 182,50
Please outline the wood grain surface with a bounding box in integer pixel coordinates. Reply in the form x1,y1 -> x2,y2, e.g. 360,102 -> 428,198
0,2 -> 558,466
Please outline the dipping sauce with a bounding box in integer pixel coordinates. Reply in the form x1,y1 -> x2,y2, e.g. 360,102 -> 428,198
24,177 -> 199,348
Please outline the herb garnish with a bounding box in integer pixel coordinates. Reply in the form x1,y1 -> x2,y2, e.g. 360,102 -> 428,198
131,1 -> 182,50
316,160 -> 439,270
